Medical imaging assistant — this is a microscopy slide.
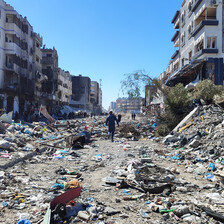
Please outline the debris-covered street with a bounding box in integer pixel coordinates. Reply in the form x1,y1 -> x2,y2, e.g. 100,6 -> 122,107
3,0 -> 224,223
1,108 -> 224,224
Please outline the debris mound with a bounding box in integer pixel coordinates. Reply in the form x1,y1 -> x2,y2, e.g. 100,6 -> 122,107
119,123 -> 140,138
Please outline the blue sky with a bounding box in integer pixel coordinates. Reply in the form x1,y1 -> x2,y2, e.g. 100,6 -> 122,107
7,0 -> 181,109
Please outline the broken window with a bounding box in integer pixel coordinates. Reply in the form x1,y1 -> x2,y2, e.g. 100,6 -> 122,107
181,11 -> 185,23
6,14 -> 13,23
195,39 -> 204,53
188,25 -> 192,36
205,62 -> 215,83
36,56 -> 40,63
181,32 -> 185,46
207,36 -> 217,49
188,1 -> 192,12
5,34 -> 13,43
195,8 -> 216,27
174,62 -> 179,71
212,37 -> 216,48
6,55 -> 13,68
182,58 -> 185,67
189,51 -> 192,60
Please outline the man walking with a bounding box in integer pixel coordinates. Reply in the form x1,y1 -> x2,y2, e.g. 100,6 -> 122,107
106,111 -> 119,142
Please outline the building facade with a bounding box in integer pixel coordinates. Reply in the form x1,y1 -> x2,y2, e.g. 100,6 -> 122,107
116,97 -> 143,113
166,0 -> 224,87
0,0 -> 102,117
0,0 -> 38,113
99,88 -> 102,111
90,81 -> 101,114
41,47 -> 59,113
33,33 -> 44,108
109,101 -> 116,112
70,75 -> 91,110
57,69 -> 72,106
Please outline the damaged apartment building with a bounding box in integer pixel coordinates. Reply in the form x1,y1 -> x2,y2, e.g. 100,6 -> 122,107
70,75 -> 91,111
165,0 -> 224,87
70,76 -> 102,114
41,47 -> 72,114
0,0 -> 100,116
0,0 -> 44,114
0,0 -> 72,115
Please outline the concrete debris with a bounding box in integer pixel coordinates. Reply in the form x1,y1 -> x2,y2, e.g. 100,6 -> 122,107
1,109 -> 224,223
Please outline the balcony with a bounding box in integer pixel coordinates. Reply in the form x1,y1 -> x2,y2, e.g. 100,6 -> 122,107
3,82 -> 19,93
174,37 -> 180,47
171,11 -> 180,24
191,20 -> 218,37
171,31 -> 179,42
192,48 -> 218,60
42,57 -> 54,65
192,0 -> 203,12
171,50 -> 179,60
174,18 -> 180,29
5,42 -> 21,53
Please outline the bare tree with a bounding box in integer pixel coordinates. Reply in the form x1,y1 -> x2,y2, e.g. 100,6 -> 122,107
121,70 -> 167,99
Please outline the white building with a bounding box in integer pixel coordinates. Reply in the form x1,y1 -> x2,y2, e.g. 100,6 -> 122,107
109,102 -> 116,112
57,69 -> 72,105
166,0 -> 224,87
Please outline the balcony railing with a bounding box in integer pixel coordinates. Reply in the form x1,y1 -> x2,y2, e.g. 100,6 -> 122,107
171,10 -> 180,24
191,20 -> 218,37
171,31 -> 179,42
42,57 -> 54,65
191,0 -> 203,12
192,48 -> 218,60
171,50 -> 179,60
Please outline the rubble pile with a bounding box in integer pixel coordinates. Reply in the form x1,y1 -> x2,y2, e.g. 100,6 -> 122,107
118,124 -> 140,139
1,112 -> 224,223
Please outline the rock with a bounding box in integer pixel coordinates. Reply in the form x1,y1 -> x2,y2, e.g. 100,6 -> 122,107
105,177 -> 121,184
163,135 -> 179,144
162,213 -> 170,221
195,164 -> 207,175
189,139 -> 200,148
176,187 -> 188,192
115,198 -> 121,203
171,167 -> 180,174
77,211 -> 90,220
0,139 -> 12,149
173,205 -> 190,217
105,207 -> 121,216
182,214 -> 198,223
141,158 -> 152,163
186,167 -> 194,173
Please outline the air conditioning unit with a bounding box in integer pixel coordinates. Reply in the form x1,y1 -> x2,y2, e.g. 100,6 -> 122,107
211,0 -> 217,5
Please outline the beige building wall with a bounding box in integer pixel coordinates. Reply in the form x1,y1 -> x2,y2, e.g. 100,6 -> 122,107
57,69 -> 72,105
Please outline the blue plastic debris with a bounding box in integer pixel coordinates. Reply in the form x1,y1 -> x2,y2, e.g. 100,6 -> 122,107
17,219 -> 31,224
51,183 -> 64,189
171,154 -> 181,160
204,173 -> 214,180
209,163 -> 216,171
152,123 -> 157,128
2,201 -> 8,207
